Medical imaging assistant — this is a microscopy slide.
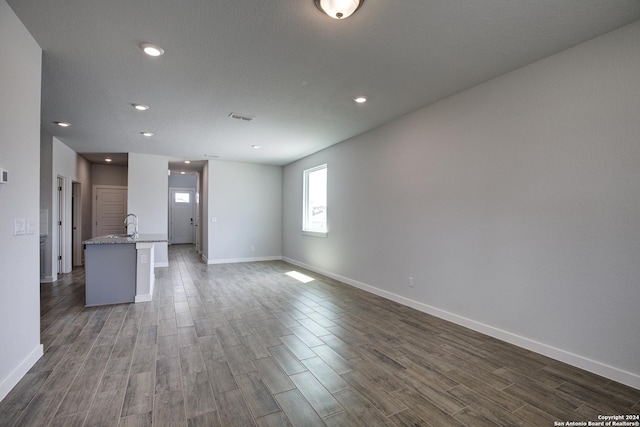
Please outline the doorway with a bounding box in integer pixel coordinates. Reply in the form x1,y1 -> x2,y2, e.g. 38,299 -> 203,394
169,188 -> 195,244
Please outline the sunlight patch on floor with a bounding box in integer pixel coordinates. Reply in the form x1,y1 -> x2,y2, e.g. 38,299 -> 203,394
285,270 -> 314,283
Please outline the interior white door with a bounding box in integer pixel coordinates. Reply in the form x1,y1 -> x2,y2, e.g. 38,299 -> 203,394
170,188 -> 195,244
94,187 -> 128,236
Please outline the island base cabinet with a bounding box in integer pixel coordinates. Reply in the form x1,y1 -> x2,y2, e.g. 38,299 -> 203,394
84,243 -> 136,306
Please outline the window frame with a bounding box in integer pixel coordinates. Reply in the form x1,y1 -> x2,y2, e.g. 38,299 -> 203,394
302,163 -> 328,237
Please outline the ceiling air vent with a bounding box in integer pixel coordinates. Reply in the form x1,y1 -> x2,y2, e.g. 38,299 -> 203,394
228,112 -> 255,122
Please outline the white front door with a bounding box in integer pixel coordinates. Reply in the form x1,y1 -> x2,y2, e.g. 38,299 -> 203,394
93,186 -> 128,236
170,188 -> 195,244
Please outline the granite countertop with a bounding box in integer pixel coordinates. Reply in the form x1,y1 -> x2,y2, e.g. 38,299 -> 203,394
83,233 -> 168,245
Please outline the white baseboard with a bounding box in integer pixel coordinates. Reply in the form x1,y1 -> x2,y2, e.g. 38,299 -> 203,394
207,256 -> 283,265
0,344 -> 43,402
283,257 -> 640,390
135,294 -> 152,303
40,275 -> 55,283
154,262 -> 169,268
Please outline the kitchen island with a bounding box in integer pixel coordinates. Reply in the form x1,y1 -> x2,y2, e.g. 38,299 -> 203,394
83,234 -> 168,306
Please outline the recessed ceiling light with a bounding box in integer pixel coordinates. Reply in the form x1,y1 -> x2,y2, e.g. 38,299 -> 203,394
180,171 -> 186,175
184,160 -> 191,164
141,131 -> 154,137
105,158 -> 112,162
353,96 -> 367,103
55,121 -> 71,127
252,145 -> 261,149
140,43 -> 164,57
132,103 -> 149,111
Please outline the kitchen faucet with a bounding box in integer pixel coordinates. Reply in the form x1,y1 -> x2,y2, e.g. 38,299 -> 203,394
124,213 -> 138,237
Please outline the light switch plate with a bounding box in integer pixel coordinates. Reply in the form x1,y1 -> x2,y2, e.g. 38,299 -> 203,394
26,218 -> 35,235
14,218 -> 26,235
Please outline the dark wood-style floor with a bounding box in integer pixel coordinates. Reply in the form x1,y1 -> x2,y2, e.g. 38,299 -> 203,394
1,245 -> 638,426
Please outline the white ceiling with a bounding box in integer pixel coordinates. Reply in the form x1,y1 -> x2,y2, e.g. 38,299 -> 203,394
8,0 -> 640,166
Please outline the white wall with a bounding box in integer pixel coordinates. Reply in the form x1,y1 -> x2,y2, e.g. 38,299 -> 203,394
128,153 -> 169,267
283,22 -> 640,388
50,137 -> 91,275
207,161 -> 282,263
0,0 -> 43,400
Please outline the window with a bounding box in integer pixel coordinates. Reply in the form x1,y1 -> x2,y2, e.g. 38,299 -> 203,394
174,192 -> 190,203
303,164 -> 327,236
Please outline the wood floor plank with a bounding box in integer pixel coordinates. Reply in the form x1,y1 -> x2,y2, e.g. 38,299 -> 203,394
121,371 -> 155,417
301,356 -> 350,394
239,334 -> 272,360
86,388 -> 127,426
255,411 -> 293,427
155,356 -> 182,395
341,370 -> 407,417
274,389 -> 326,427
279,333 -> 318,360
236,370 -> 281,418
253,357 -> 296,395
13,387 -> 67,426
268,344 -> 306,376
290,370 -> 343,417
153,390 -> 187,427
216,388 -> 256,427
202,350 -> 239,395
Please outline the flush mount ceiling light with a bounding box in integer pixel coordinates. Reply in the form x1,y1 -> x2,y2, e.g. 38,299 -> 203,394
132,103 -> 149,111
314,0 -> 364,19
141,131 -> 154,137
105,158 -> 112,162
252,145 -> 261,149
353,96 -> 367,103
184,160 -> 191,164
55,121 -> 71,127
140,43 -> 164,57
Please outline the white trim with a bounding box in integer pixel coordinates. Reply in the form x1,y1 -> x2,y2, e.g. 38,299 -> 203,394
282,256 -> 640,390
41,275 -> 55,283
302,230 -> 328,238
0,344 -> 43,401
206,255 -> 283,265
302,163 -> 328,234
135,294 -> 153,303
154,262 -> 169,268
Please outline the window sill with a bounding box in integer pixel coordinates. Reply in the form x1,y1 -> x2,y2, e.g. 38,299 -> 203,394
302,230 -> 328,238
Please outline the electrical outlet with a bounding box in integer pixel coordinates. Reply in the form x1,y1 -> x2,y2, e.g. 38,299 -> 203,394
408,276 -> 414,288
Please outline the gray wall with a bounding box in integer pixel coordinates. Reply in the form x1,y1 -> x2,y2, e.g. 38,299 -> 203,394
0,0 -> 43,400
169,173 -> 197,189
283,22 -> 640,388
207,161 -> 282,263
91,163 -> 127,187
